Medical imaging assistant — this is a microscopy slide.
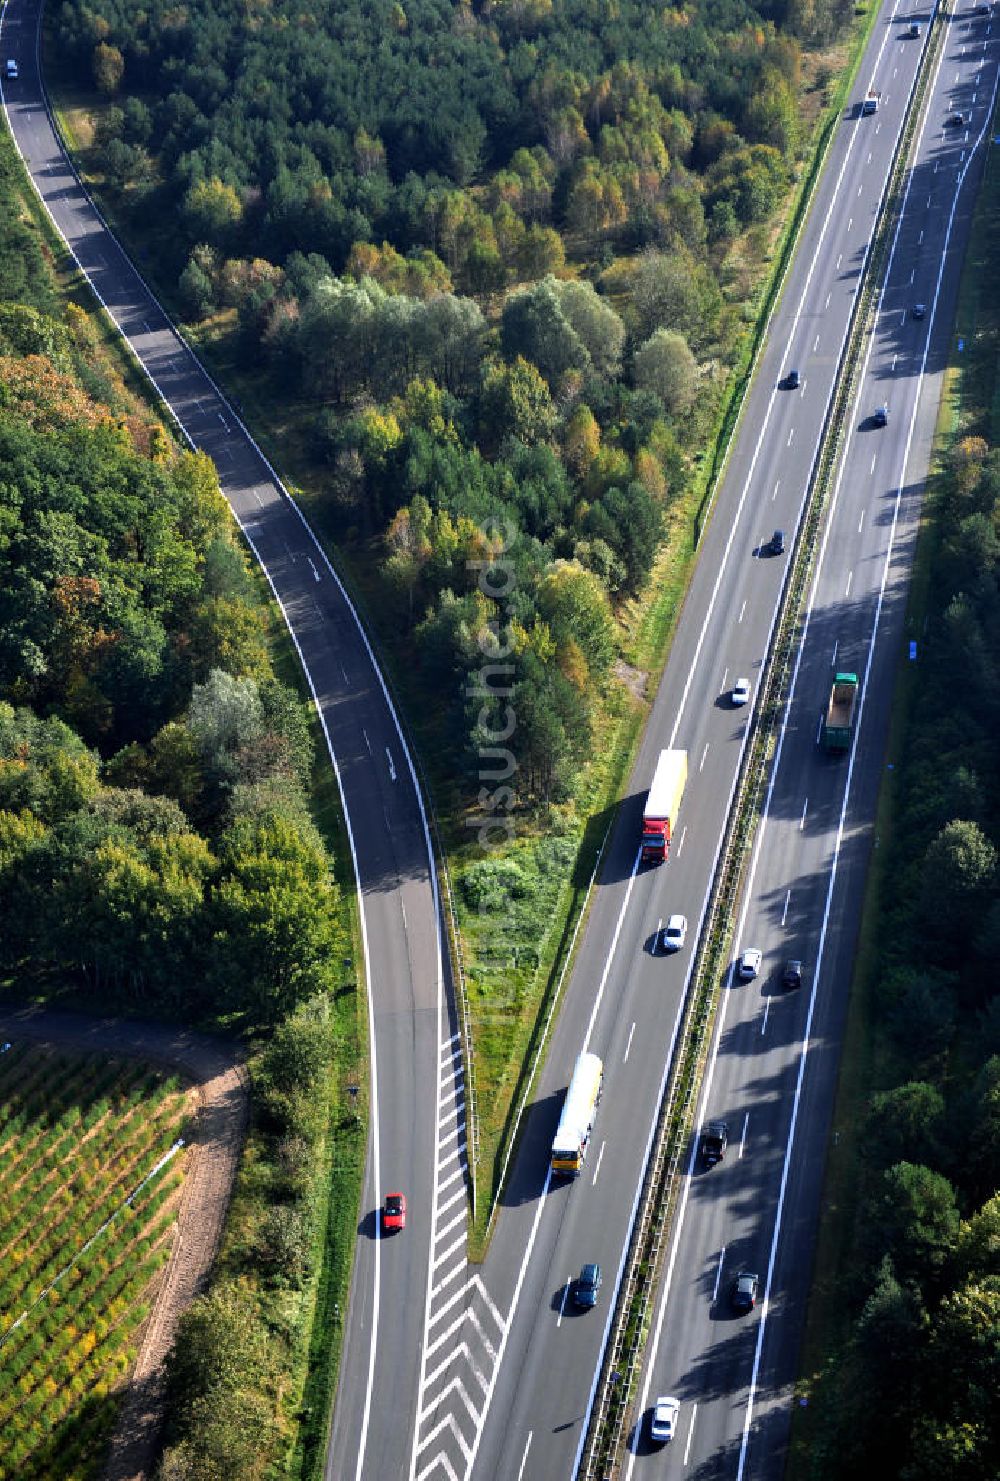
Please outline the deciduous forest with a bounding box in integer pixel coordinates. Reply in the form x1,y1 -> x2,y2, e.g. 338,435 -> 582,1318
0,127 -> 353,1477
56,0 -> 848,809
804,434 -> 1000,1480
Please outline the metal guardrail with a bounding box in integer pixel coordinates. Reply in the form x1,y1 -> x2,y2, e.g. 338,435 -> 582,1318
580,5 -> 948,1471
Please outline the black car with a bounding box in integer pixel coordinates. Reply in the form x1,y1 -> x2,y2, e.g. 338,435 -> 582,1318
946,110 -> 969,126
912,303 -> 926,320
873,405 -> 889,428
782,959 -> 803,990
573,1263 -> 603,1309
768,528 -> 785,555
731,1271 -> 759,1313
700,1120 -> 729,1164
785,368 -> 800,390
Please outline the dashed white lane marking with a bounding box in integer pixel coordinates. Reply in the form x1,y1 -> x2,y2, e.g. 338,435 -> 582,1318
859,509 -> 866,533
676,825 -> 687,858
787,427 -> 794,446
712,1247 -> 726,1302
799,797 -> 809,831
385,747 -> 397,781
782,889 -> 791,925
683,1403 -> 698,1466
846,569 -> 854,597
592,1139 -> 607,1186
516,1432 -> 533,1481
699,743 -> 710,772
761,999 -> 771,1036
740,1113 -> 749,1158
623,1021 -> 636,1063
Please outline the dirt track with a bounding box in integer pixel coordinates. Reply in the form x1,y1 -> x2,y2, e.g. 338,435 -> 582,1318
0,1004 -> 248,1481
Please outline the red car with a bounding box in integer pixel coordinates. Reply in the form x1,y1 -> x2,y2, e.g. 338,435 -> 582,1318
382,1192 -> 406,1233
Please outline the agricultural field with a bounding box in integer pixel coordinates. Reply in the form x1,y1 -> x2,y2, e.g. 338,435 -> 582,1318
0,1042 -> 190,1480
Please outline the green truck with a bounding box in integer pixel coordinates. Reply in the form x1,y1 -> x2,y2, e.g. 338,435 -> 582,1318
823,672 -> 858,751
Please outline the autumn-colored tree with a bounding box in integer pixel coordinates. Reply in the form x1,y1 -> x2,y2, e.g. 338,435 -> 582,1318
92,41 -> 124,95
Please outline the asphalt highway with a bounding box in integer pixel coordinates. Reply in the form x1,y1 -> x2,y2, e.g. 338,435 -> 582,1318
1,0 -> 990,1474
628,6 -> 999,1476
0,8 -> 462,1480
453,3 -> 994,1479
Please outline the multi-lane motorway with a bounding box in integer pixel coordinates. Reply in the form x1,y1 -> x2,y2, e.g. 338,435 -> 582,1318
1,0 -> 993,1476
457,3 -> 997,1479
629,5 -> 998,1474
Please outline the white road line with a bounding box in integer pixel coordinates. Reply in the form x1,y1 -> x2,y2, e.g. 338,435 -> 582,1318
847,216 -> 853,232
813,333 -> 820,351
782,889 -> 791,925
623,1022 -> 637,1063
592,1140 -> 607,1186
846,569 -> 854,597
683,1403 -> 698,1466
871,452 -> 878,474
712,1247 -> 726,1302
857,182 -> 863,195
761,999 -> 770,1036
428,1279 -> 471,1330
858,509 -> 866,533
892,352 -> 898,369
472,1273 -> 505,1334
825,291 -> 832,308
867,150 -> 873,164
816,713 -> 824,745
836,252 -> 842,270
799,797 -> 808,831
385,747 -> 397,781
739,599 -> 747,622
556,1281 -> 571,1328
721,667 -> 729,693
918,227 -> 924,243
362,728 -> 371,753
699,743 -> 710,772
308,557 -> 320,581
832,639 -> 838,666
740,1113 -> 749,1159
516,1433 -> 533,1481
787,427 -> 794,446
676,825 -> 687,858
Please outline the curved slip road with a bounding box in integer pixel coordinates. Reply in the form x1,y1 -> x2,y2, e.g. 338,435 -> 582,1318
0,8 -> 468,1478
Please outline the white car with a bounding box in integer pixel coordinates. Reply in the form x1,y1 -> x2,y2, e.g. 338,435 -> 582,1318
660,914 -> 688,952
738,947 -> 762,979
731,677 -> 751,706
5,59 -> 17,80
650,1394 -> 681,1443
